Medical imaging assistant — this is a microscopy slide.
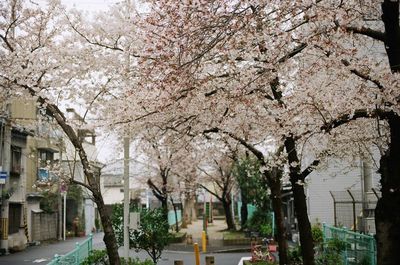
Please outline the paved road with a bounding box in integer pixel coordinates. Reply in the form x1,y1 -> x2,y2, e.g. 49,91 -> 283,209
0,233 -> 251,265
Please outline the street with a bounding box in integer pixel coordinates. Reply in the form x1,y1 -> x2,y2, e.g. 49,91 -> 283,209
0,233 -> 251,265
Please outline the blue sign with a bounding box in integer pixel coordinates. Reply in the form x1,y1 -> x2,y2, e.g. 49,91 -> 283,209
0,171 -> 7,184
38,168 -> 49,181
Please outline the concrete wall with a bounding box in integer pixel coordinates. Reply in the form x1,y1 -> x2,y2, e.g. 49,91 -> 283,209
26,200 -> 41,242
84,199 -> 95,236
102,186 -> 124,205
31,212 -> 57,241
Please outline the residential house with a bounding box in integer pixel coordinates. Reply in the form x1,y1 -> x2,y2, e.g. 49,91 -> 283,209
1,102 -> 31,253
62,108 -> 102,236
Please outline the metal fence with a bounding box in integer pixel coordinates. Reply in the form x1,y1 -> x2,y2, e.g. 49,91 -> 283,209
47,234 -> 93,265
168,210 -> 182,226
237,203 -> 257,220
330,189 -> 380,234
323,224 -> 376,265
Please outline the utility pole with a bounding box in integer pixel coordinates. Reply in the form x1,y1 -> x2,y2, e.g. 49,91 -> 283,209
0,105 -> 11,254
1,1 -> 16,254
123,136 -> 130,260
123,0 -> 134,259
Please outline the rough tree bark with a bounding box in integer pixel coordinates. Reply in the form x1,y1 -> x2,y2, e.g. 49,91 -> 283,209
40,98 -> 121,264
264,169 -> 289,265
221,196 -> 236,231
147,168 -> 169,215
202,184 -> 236,231
375,2 -> 400,265
375,114 -> 400,265
285,136 -> 315,265
170,197 -> 179,232
240,191 -> 249,228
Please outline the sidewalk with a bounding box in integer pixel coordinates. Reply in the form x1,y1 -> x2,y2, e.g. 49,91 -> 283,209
166,219 -> 252,253
0,233 -> 105,264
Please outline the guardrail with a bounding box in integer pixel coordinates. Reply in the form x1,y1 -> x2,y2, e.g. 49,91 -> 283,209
47,234 -> 93,265
323,224 -> 376,265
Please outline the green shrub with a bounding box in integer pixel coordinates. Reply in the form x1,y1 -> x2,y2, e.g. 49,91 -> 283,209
121,257 -> 154,265
247,209 -> 273,236
327,237 -> 348,252
311,224 -> 323,244
316,250 -> 343,265
81,250 -> 154,265
316,236 -> 348,265
260,223 -> 272,237
288,245 -> 302,265
81,250 -> 108,265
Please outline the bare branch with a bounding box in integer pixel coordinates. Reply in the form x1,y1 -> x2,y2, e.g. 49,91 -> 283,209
301,159 -> 320,180
321,109 -> 392,133
341,59 -> 385,90
203,127 -> 265,162
70,178 -> 94,193
342,25 -> 385,42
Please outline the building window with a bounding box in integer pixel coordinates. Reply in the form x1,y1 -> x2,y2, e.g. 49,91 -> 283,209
37,149 -> 57,182
38,149 -> 54,168
11,146 -> 22,174
8,203 -> 22,234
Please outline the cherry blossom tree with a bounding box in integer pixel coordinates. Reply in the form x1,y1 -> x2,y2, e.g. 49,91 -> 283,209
113,1 -> 395,264
0,1 -> 127,263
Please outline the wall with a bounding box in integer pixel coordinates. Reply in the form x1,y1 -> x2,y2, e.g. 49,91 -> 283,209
31,212 -> 57,241
84,199 -> 95,235
306,155 -> 380,226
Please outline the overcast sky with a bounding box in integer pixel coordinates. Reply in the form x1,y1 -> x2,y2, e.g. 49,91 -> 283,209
61,0 -> 117,12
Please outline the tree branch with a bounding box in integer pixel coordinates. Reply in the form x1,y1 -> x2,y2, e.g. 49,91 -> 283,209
70,178 -> 94,193
341,59 -> 385,90
301,159 -> 320,180
343,25 -> 385,42
199,183 -> 222,201
321,108 -> 392,133
147,179 -> 165,201
203,127 -> 265,162
277,43 -> 308,64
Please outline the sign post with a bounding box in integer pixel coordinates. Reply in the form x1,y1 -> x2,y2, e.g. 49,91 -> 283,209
60,182 -> 67,241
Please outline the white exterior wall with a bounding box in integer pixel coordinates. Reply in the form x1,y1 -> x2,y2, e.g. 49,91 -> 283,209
102,186 -> 124,205
84,198 -> 95,235
306,153 -> 380,226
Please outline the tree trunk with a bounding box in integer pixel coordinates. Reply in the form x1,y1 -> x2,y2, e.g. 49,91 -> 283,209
269,177 -> 289,265
93,191 -> 121,265
222,199 -> 236,231
183,193 -> 195,225
375,114 -> 400,265
39,102 -> 122,264
240,191 -> 249,228
382,0 -> 400,73
285,136 -> 315,265
292,181 -> 315,265
171,197 -> 179,232
376,3 -> 400,265
161,198 -> 168,217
